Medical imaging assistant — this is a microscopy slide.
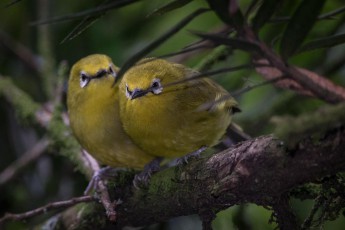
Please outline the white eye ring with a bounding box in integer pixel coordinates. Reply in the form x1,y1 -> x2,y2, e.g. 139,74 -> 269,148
108,64 -> 117,78
151,78 -> 163,95
80,71 -> 90,88
125,83 -> 132,99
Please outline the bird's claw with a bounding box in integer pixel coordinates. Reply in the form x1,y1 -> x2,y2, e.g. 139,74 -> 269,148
133,157 -> 162,188
84,166 -> 121,195
176,146 -> 207,165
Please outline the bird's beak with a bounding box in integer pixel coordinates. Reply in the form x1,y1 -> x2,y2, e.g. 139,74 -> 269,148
130,89 -> 148,100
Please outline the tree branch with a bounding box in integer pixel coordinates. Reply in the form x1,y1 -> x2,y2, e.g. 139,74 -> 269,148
0,196 -> 94,225
0,137 -> 50,186
244,27 -> 345,104
33,115 -> 345,229
114,127 -> 345,228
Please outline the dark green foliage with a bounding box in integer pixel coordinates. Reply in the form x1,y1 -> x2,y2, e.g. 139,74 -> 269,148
279,0 -> 326,59
1,0 -> 345,229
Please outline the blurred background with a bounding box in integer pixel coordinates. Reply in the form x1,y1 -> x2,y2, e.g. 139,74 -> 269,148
1,0 -> 345,229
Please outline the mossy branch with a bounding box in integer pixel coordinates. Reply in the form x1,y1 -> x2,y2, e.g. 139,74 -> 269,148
37,0 -> 56,100
34,104 -> 345,229
272,102 -> 345,147
0,71 -> 93,181
0,76 -> 40,124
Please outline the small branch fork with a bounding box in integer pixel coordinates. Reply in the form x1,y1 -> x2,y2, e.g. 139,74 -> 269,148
242,26 -> 345,103
0,196 -> 94,225
0,151 -> 118,226
82,150 -> 118,222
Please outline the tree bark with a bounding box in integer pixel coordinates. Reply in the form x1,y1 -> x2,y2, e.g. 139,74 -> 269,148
42,123 -> 345,229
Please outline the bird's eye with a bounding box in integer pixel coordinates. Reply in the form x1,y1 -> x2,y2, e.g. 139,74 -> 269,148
125,83 -> 132,99
151,78 -> 163,95
152,81 -> 159,88
80,72 -> 90,88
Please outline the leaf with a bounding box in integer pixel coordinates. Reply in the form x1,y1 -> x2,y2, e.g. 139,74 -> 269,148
298,33 -> 345,53
4,0 -> 23,8
115,8 -> 209,81
192,31 -> 261,53
269,5 -> 345,24
158,44 -> 211,59
252,0 -> 280,32
59,0 -> 110,43
165,63 -> 255,89
198,68 -> 281,111
147,0 -> 193,17
244,0 -> 261,19
279,0 -> 326,59
318,5 -> 345,20
60,15 -> 101,44
206,0 -> 244,26
30,0 -> 140,25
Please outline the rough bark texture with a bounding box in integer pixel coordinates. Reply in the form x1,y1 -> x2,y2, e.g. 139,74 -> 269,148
43,124 -> 345,230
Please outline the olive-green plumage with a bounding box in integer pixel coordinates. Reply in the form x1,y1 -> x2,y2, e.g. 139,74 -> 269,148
67,54 -> 154,169
119,58 -> 239,158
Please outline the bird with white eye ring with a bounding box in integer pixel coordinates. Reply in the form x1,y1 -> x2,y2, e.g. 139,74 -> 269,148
118,58 -> 240,184
67,54 -> 155,173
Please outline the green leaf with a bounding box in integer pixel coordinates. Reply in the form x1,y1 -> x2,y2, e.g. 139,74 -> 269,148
298,33 -> 345,53
279,0 -> 326,59
60,15 -> 101,44
252,0 -> 280,32
269,5 -> 345,24
115,8 -> 209,81
30,0 -> 140,25
158,45 -> 210,59
59,0 -> 112,43
318,5 -> 345,20
4,0 -> 23,8
192,31 -> 261,53
147,0 -> 193,17
206,0 -> 244,26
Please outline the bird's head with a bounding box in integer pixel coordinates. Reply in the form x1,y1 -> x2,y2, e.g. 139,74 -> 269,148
68,54 -> 118,96
121,58 -> 186,100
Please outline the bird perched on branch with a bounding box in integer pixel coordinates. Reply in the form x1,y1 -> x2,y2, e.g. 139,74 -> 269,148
118,58 -> 240,171
67,54 -> 155,170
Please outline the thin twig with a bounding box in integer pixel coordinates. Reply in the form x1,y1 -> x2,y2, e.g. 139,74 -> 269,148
254,59 -> 315,97
158,44 -> 212,59
163,63 -> 258,89
198,77 -> 284,111
258,43 -> 345,103
30,0 -> 140,25
0,30 -> 40,72
96,178 -> 117,222
169,26 -> 233,63
115,8 -> 210,82
0,195 -> 95,225
240,27 -> 345,103
82,150 -> 117,221
269,5 -> 345,23
0,137 -> 50,186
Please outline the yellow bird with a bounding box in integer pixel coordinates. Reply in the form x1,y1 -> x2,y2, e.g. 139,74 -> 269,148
67,54 -> 155,169
118,58 -> 240,160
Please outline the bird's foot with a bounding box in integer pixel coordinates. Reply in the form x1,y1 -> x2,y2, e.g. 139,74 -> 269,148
177,146 -> 207,165
133,157 -> 163,188
84,166 -> 122,195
